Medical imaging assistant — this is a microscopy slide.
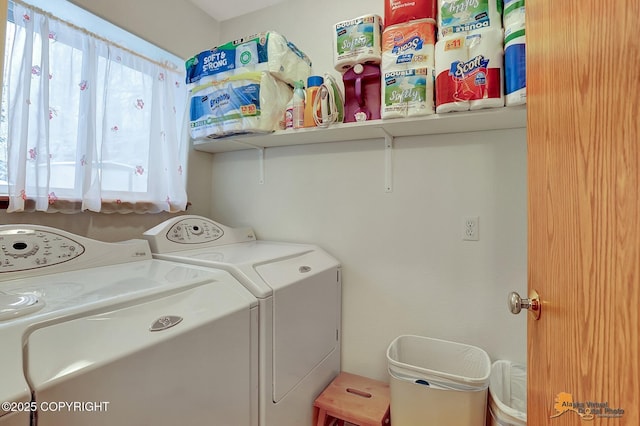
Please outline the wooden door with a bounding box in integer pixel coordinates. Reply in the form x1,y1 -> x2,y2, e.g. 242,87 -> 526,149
527,0 -> 639,424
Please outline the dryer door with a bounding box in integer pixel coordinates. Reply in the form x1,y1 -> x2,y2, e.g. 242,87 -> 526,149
256,250 -> 341,402
26,282 -> 258,426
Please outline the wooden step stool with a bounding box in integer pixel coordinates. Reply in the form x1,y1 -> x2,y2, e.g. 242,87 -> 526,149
313,372 -> 391,426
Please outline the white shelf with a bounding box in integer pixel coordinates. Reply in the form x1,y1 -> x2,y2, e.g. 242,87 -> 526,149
192,106 -> 527,154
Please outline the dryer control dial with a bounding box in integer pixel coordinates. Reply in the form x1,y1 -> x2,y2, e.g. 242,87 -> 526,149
0,229 -> 85,272
166,218 -> 224,244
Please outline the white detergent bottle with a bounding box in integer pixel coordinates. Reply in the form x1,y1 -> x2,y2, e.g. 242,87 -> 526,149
293,80 -> 306,129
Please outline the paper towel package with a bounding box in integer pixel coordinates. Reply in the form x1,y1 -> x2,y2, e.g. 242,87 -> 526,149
385,0 -> 437,27
382,19 -> 437,71
185,31 -> 311,87
503,0 -> 525,28
382,68 -> 434,119
438,0 -> 502,38
504,26 -> 526,106
435,28 -> 504,113
435,34 -> 470,112
188,71 -> 292,139
334,14 -> 383,72
467,28 -> 504,109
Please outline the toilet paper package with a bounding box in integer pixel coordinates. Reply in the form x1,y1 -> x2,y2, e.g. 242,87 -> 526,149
382,19 -> 436,71
503,0 -> 525,28
334,15 -> 383,72
385,0 -> 437,27
467,28 -> 504,109
504,26 -> 526,106
382,68 -> 435,119
435,34 -> 470,112
435,28 -> 504,112
188,71 -> 292,140
438,0 -> 503,38
185,31 -> 312,87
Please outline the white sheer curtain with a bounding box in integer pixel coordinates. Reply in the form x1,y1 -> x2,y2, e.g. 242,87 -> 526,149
3,1 -> 188,213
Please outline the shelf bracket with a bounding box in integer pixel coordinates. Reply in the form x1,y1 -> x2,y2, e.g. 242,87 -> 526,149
227,137 -> 265,184
383,129 -> 393,193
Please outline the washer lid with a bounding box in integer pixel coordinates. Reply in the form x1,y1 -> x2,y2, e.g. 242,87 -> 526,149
26,280 -> 255,391
0,259 -> 257,413
169,241 -> 314,264
151,241 -> 317,298
0,292 -> 43,321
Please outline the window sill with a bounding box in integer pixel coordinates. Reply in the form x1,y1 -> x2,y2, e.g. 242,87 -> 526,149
0,197 -> 190,212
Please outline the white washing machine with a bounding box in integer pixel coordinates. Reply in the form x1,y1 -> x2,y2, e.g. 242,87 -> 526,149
0,225 -> 258,426
143,215 -> 342,426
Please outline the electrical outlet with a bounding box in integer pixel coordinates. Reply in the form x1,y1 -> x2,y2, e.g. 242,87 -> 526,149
463,216 -> 479,241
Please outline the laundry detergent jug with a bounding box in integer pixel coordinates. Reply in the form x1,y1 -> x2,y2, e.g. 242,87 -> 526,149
342,64 -> 381,122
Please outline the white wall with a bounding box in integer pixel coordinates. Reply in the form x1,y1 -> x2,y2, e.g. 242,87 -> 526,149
69,0 -> 219,59
210,130 -> 527,380
213,0 -> 528,381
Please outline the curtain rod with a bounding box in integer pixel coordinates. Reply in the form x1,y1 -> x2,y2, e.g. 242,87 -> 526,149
11,0 -> 182,72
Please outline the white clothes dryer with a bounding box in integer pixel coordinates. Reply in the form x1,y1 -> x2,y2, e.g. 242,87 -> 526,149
0,225 -> 258,426
143,215 -> 342,426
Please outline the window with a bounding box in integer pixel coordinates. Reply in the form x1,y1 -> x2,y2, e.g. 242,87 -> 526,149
1,0 -> 188,213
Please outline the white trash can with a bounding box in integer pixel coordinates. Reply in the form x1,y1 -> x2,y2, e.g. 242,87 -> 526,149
488,360 -> 527,426
386,335 -> 491,426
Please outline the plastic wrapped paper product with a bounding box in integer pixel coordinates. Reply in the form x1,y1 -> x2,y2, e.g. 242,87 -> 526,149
185,31 -> 312,87
382,68 -> 435,119
188,71 -> 292,140
503,0 -> 525,28
435,34 -> 470,113
435,28 -> 504,113
334,15 -> 383,72
382,19 -> 437,71
504,25 -> 526,106
438,0 -> 502,38
467,28 -> 504,110
385,0 -> 437,27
